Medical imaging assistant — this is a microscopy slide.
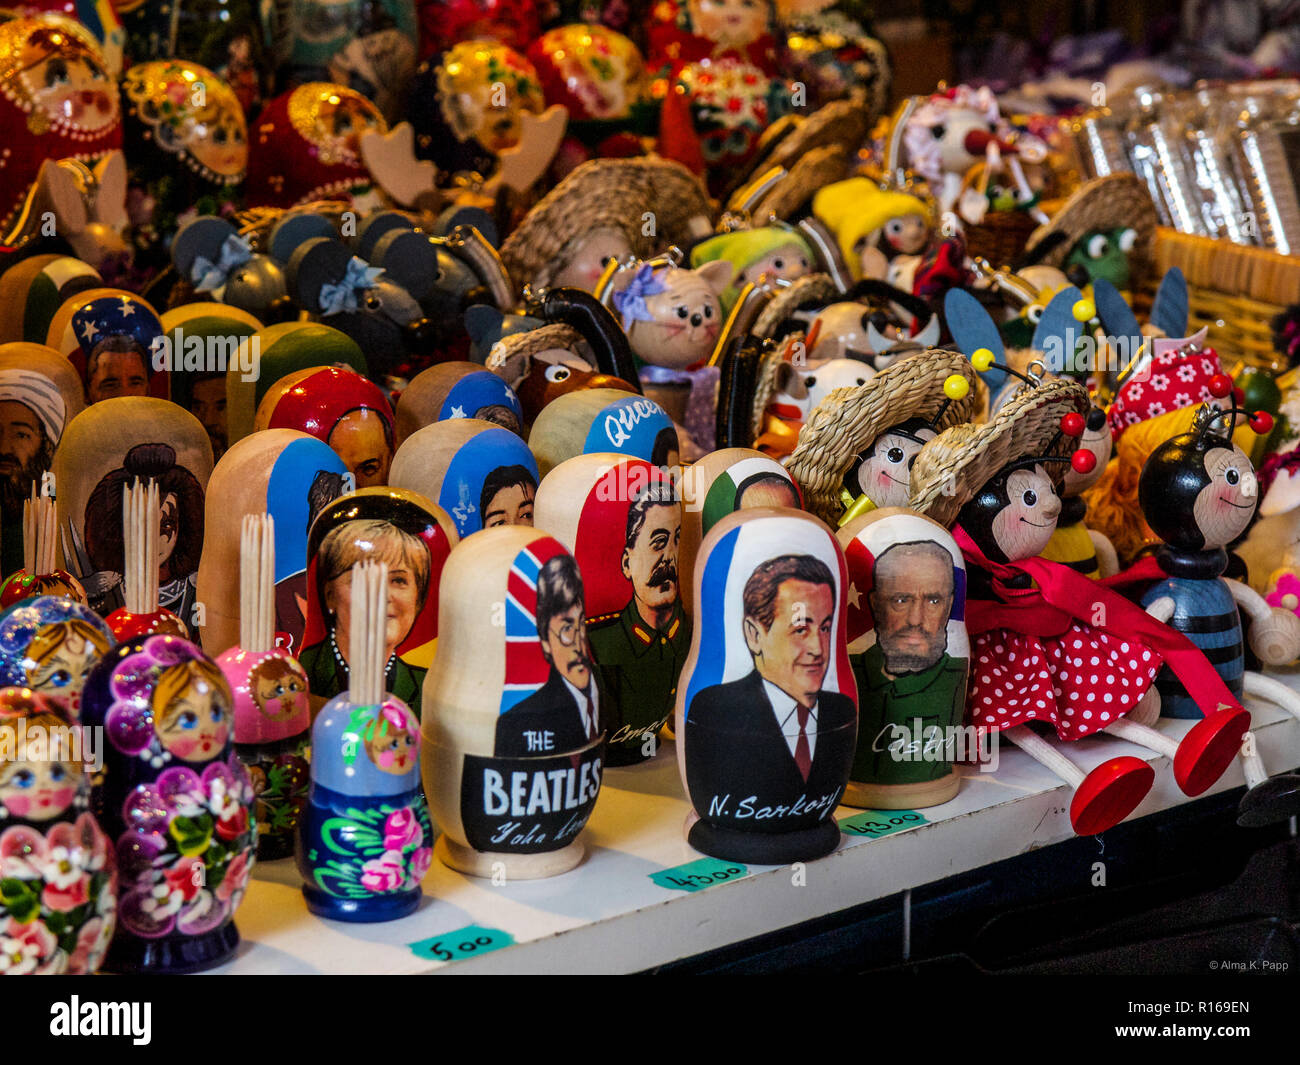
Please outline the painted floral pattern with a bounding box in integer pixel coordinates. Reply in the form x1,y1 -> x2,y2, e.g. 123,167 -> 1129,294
0,813 -> 117,974
115,756 -> 256,940
303,800 -> 433,900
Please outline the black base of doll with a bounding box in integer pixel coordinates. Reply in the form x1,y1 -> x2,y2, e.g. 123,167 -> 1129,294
1237,774 -> 1300,828
302,885 -> 421,923
106,922 -> 240,974
256,832 -> 296,862
687,817 -> 841,864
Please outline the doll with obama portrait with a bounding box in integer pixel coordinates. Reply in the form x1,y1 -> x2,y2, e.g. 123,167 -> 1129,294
0,596 -> 113,718
422,528 -> 603,880
298,561 -> 432,921
909,374 -> 1254,836
298,488 -> 457,718
535,455 -> 688,766
79,634 -> 256,973
837,509 -> 968,809
393,361 -> 524,448
0,688 -> 117,974
677,508 -> 857,863
45,289 -> 166,405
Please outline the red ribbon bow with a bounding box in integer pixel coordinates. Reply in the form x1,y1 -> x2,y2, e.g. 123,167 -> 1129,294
953,526 -> 1242,720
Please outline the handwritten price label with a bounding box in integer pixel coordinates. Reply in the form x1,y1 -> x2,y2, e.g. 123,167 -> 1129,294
839,809 -> 928,840
649,857 -> 750,893
409,924 -> 514,964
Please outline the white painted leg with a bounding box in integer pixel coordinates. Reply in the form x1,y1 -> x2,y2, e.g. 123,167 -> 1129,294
1243,671 -> 1300,724
1005,725 -> 1084,786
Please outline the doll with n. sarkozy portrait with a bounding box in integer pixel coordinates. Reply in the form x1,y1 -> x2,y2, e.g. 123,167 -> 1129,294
909,364 -> 1252,836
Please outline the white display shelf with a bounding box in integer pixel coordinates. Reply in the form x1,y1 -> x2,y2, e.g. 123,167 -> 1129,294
210,672 -> 1300,975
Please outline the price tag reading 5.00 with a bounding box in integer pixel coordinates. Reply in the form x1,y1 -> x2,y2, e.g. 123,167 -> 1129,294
650,857 -> 750,893
839,809 -> 928,840
409,924 -> 514,964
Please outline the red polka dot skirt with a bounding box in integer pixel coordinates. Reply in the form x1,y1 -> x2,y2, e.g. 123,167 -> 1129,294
969,622 -> 1164,740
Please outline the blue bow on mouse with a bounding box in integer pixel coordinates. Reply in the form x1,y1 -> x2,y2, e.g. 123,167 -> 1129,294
190,233 -> 253,293
319,256 -> 386,316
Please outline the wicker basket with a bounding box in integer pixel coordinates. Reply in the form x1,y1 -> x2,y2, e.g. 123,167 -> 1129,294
963,209 -> 1039,267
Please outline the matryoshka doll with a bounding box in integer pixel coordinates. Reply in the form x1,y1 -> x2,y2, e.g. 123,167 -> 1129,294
217,515 -> 311,860
677,507 -> 858,862
0,596 -> 114,717
0,493 -> 87,607
0,688 -> 117,974
529,387 -> 677,478
0,255 -> 102,345
195,428 -> 349,659
244,83 -> 387,209
390,419 -> 539,538
54,397 -> 212,626
79,635 -> 256,973
0,17 -> 121,234
535,454 -> 688,765
119,60 -> 248,272
423,527 -> 603,878
394,361 -> 524,446
837,508 -> 969,809
298,486 -> 458,717
255,365 -> 397,488
45,288 -> 166,404
297,561 -> 432,921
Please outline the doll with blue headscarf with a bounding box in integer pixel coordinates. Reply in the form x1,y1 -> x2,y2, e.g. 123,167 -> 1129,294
0,596 -> 114,718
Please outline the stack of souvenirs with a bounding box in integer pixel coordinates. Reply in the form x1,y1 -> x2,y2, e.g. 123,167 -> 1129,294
2,0 -> 1300,974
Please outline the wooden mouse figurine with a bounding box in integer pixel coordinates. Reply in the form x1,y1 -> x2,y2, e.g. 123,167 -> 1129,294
536,454 -> 689,766
677,507 -> 858,863
0,689 -> 117,974
297,561 -> 433,921
79,634 -> 257,972
1136,387 -> 1300,827
422,527 -> 604,878
170,216 -> 293,326
0,595 -> 114,718
217,514 -> 311,860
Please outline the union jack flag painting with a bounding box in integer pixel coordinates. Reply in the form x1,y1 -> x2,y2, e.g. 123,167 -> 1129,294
501,535 -> 571,714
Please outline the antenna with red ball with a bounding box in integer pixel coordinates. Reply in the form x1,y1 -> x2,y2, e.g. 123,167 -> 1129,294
1003,408 -> 1098,476
1198,373 -> 1275,441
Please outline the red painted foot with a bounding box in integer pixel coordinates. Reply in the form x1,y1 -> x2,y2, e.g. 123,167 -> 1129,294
1070,756 -> 1155,835
1173,706 -> 1250,796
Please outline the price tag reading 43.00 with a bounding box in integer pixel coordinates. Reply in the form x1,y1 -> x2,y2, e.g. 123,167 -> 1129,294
409,924 -> 514,964
839,809 -> 928,840
650,857 -> 750,893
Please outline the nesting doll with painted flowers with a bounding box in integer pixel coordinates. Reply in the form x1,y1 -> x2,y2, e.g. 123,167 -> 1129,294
0,596 -> 114,718
79,635 -> 256,973
0,689 -> 117,974
909,370 -> 1254,836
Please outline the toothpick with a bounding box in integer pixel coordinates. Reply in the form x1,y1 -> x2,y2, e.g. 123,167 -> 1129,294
238,513 -> 276,652
348,560 -> 387,707
122,479 -> 162,614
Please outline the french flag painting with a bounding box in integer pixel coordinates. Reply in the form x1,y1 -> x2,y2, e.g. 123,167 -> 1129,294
500,535 -> 571,715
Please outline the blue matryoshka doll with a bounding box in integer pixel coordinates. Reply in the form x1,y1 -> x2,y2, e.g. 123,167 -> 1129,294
0,596 -> 115,718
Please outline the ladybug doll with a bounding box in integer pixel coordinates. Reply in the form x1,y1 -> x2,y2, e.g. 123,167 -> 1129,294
910,371 -> 1253,836
1134,383 -> 1300,827
1039,405 -> 1118,579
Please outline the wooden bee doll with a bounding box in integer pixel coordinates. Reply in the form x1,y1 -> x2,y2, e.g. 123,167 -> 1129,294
535,454 -> 689,765
837,508 -> 969,809
1136,388 -> 1300,827
389,419 -> 540,539
1039,405 -> 1118,578
0,493 -> 87,607
909,374 -> 1253,836
422,527 -> 604,879
0,596 -> 114,718
297,561 -> 433,921
217,515 -> 311,861
298,487 -> 459,717
79,634 -> 257,973
0,689 -> 117,974
677,507 -> 858,863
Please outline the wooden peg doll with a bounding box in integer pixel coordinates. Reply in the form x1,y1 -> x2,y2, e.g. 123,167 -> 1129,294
529,388 -> 679,479
217,514 -> 311,860
836,508 -> 969,809
224,322 -> 368,447
255,365 -> 396,488
785,349 -> 980,528
422,527 -> 604,878
678,447 -> 802,619
195,429 -> 349,659
393,361 -> 525,448
104,479 -> 188,640
80,634 -> 257,973
0,596 -> 114,717
299,487 -> 459,718
54,398 -> 213,629
0,689 -> 117,974
909,377 -> 1252,836
0,257 -> 102,347
535,454 -> 689,765
0,492 -> 86,606
677,507 -> 858,863
389,419 -> 539,539
1135,390 -> 1300,827
1039,406 -> 1119,578
298,561 -> 433,921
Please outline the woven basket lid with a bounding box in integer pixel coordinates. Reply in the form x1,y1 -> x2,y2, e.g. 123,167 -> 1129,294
752,144 -> 852,221
909,376 -> 1090,528
787,348 -> 981,525
499,156 -> 712,293
751,273 -> 841,339
763,99 -> 873,173
1023,173 -> 1157,270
